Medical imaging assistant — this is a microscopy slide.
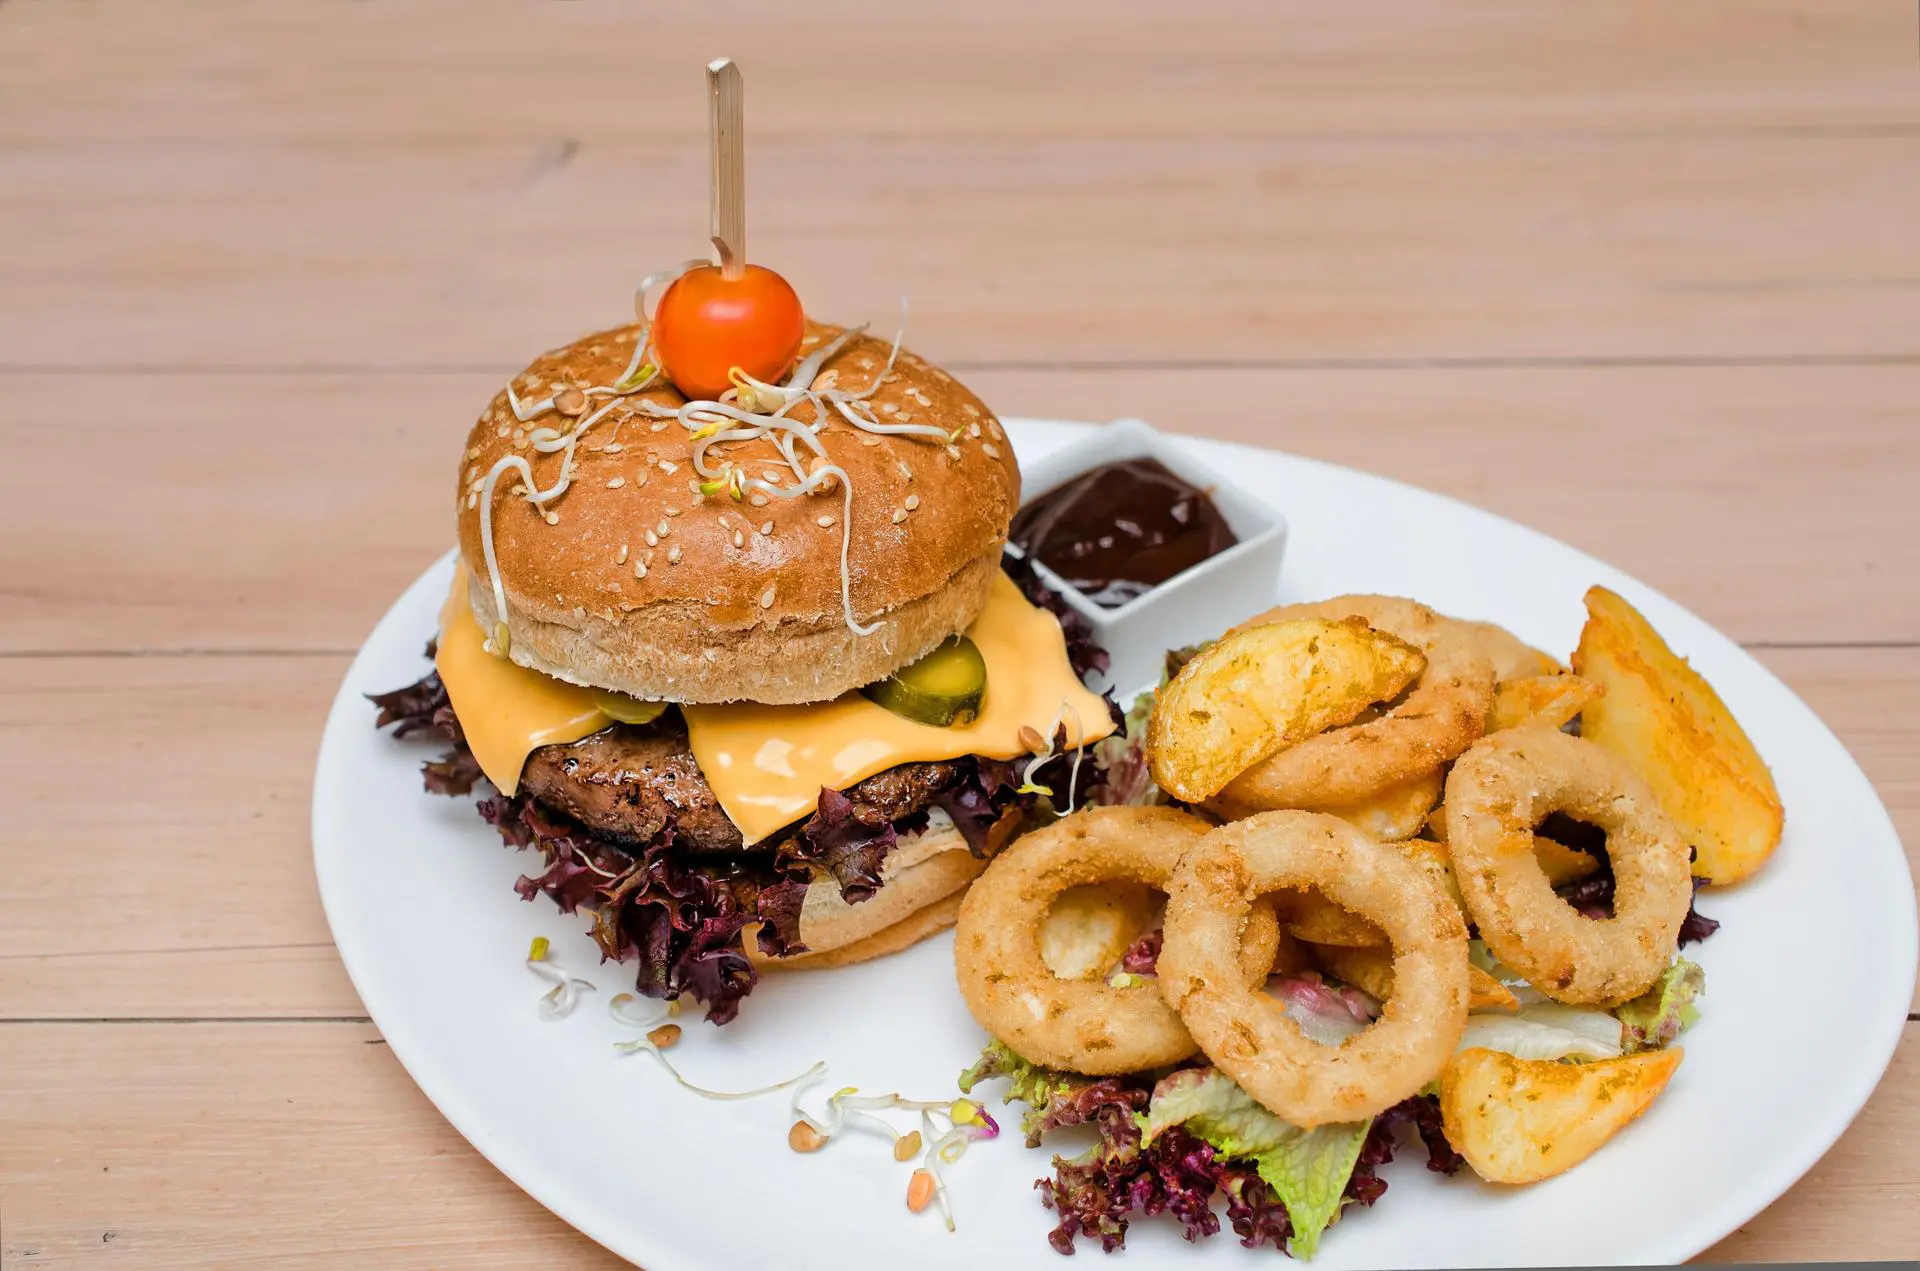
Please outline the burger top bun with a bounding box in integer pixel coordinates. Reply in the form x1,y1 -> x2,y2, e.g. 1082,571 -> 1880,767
456,321 -> 1021,705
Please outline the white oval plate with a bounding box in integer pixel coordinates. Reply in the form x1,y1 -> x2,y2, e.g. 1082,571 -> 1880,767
315,419 -> 1915,1270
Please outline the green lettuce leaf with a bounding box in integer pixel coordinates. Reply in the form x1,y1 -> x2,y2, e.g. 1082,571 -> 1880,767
1615,957 -> 1704,1052
1140,1068 -> 1371,1259
959,1041 -> 1111,1146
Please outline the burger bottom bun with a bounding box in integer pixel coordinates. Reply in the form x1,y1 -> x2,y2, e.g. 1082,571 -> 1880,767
748,827 -> 985,969
755,890 -> 967,973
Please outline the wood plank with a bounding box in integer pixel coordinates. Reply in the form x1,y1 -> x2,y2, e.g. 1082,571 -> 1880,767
1,647 -> 1913,1021
0,1019 -> 1913,1266
0,1021 -> 629,1270
2,366 -> 1913,655
4,130 -> 1916,370
4,2 -> 1908,148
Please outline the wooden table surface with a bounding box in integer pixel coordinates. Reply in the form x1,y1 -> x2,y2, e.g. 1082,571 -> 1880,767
3,2 -> 1916,1265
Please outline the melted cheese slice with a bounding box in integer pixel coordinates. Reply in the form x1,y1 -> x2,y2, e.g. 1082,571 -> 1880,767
433,567 -> 1114,839
684,572 -> 1114,843
434,573 -> 608,796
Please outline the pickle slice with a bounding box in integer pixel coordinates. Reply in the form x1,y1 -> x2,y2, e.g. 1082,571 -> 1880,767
592,690 -> 668,726
861,636 -> 987,727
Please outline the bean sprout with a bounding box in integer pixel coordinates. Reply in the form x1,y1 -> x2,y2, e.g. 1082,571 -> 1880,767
525,938 -> 596,1020
609,994 -> 825,1100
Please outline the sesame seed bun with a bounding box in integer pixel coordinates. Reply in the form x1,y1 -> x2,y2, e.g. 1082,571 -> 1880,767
455,321 -> 1021,704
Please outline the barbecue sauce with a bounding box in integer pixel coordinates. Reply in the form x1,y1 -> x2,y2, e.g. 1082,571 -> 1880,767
1009,459 -> 1237,608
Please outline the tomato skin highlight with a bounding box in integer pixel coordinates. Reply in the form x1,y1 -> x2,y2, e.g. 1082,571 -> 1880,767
652,264 -> 806,401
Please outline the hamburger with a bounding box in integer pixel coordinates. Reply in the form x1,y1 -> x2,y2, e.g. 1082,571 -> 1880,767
373,318 -> 1118,1022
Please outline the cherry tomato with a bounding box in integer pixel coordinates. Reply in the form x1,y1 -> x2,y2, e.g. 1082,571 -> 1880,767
652,263 -> 805,401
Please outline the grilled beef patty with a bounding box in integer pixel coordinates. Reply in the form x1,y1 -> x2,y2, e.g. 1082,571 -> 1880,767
519,718 -> 963,854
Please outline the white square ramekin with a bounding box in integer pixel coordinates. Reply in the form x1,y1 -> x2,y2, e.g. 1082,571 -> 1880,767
1008,417 -> 1288,695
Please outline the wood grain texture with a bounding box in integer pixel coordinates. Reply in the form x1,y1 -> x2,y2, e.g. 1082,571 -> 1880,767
2,0 -> 1914,1264
3,366 -> 1916,655
0,1020 -> 1912,1267
0,3 -> 1915,369
4,134 -> 1915,371
2,646 -> 1913,1022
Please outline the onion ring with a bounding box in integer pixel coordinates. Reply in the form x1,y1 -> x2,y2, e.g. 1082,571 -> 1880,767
1159,811 -> 1470,1127
1454,617 -> 1565,681
1217,596 -> 1496,810
953,806 -> 1282,1075
1445,729 -> 1691,1005
1268,836 -> 1460,948
1310,767 -> 1445,841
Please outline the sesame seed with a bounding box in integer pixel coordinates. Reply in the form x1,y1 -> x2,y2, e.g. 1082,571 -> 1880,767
760,584 -> 777,609
904,494 -> 920,510
665,505 -> 682,517
634,561 -> 648,578
762,469 -> 783,483
604,442 -> 624,453
497,425 -> 510,438
897,461 -> 913,480
659,460 -> 679,474
946,444 -> 962,461
650,421 -> 669,432
466,446 -> 481,460
963,403 -> 981,418
988,421 -> 1003,441
982,443 -> 1001,460
617,544 -> 630,564
465,492 -> 478,509
635,471 -> 648,487
645,531 -> 658,547
733,530 -> 746,548
543,511 -> 560,525
656,519 -> 670,537
688,478 -> 703,494
759,520 -> 774,535
749,492 -> 769,506
607,477 -> 625,489
668,545 -> 683,564
891,508 -> 908,524
879,402 -> 898,415
860,436 -> 881,447
817,514 -> 836,527
969,422 -> 982,438
555,387 -> 588,416
514,437 -> 530,450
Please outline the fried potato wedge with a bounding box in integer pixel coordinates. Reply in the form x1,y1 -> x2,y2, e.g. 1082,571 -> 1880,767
1532,835 -> 1604,886
1487,674 -> 1605,734
1313,943 -> 1518,1012
1572,586 -> 1783,884
1136,618 -> 1428,806
1440,1046 -> 1684,1184
1147,618 -> 1427,803
1039,882 -> 1160,981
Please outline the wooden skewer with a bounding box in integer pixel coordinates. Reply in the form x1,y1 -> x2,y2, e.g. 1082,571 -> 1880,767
707,57 -> 746,279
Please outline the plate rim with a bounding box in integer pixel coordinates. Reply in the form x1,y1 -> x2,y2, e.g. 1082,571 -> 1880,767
314,417 -> 1917,1269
